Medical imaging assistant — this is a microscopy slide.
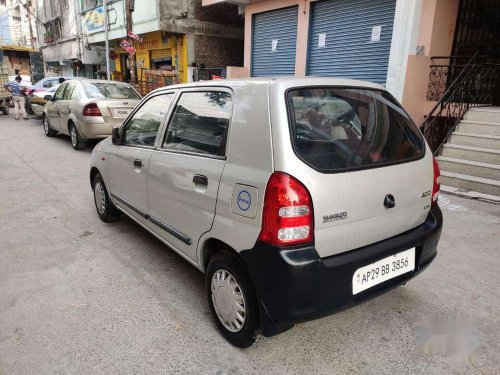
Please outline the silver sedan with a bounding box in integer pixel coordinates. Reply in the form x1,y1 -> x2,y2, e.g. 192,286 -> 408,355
42,79 -> 141,150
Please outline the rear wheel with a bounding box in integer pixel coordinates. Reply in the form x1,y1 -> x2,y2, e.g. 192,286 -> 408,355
69,123 -> 86,150
42,115 -> 57,137
1,106 -> 8,115
25,97 -> 34,115
206,251 -> 260,348
93,173 -> 119,223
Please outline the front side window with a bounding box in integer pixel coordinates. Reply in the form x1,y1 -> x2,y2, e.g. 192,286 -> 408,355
54,83 -> 66,100
123,93 -> 175,147
163,91 -> 232,156
84,82 -> 141,99
287,87 -> 425,172
43,79 -> 57,88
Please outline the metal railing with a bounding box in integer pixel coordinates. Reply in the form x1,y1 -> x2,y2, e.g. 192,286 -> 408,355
421,53 -> 500,154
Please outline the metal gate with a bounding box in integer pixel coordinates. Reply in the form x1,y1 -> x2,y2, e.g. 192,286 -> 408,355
307,0 -> 396,84
251,6 -> 298,76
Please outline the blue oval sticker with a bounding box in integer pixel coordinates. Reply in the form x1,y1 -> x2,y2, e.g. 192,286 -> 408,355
237,190 -> 251,211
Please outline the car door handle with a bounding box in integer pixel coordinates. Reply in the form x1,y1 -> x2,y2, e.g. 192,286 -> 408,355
193,174 -> 208,186
133,159 -> 142,168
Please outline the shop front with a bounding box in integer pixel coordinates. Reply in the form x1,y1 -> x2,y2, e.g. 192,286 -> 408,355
112,31 -> 188,85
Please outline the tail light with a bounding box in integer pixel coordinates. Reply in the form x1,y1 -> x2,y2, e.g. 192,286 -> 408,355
83,103 -> 102,116
432,157 -> 441,206
258,172 -> 314,246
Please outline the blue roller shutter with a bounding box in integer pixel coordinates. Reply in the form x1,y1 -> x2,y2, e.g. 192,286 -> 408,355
251,6 -> 298,76
307,0 -> 396,84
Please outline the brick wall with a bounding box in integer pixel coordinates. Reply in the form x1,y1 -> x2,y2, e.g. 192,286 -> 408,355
195,34 -> 244,68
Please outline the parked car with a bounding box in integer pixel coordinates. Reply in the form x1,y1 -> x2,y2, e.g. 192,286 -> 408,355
42,79 -> 141,150
89,77 -> 443,347
29,83 -> 60,116
29,76 -> 71,93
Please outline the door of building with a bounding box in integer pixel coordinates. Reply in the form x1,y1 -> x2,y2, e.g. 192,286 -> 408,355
251,6 -> 298,77
307,0 -> 396,85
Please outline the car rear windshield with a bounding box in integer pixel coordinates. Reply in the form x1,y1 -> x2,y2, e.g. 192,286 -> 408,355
287,87 -> 425,172
83,82 -> 140,100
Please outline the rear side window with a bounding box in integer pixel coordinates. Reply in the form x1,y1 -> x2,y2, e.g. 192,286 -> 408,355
163,91 -> 232,157
287,88 -> 425,172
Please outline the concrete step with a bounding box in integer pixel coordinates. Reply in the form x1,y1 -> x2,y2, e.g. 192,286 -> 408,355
441,185 -> 500,203
465,107 -> 500,123
458,120 -> 500,136
441,144 -> 500,165
440,171 -> 500,196
448,132 -> 500,149
437,156 -> 500,180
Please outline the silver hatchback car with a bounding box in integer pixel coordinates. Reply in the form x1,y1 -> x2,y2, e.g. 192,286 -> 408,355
90,77 -> 443,347
43,79 -> 141,150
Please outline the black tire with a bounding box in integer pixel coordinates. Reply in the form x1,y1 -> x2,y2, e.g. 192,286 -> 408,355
25,97 -> 34,115
206,251 -> 260,348
69,123 -> 86,150
92,173 -> 119,223
42,115 -> 57,137
1,106 -> 8,115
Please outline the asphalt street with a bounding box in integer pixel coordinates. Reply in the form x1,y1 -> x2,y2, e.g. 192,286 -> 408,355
0,115 -> 499,375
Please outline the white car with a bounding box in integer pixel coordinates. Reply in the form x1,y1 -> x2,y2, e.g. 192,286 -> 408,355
90,77 -> 443,347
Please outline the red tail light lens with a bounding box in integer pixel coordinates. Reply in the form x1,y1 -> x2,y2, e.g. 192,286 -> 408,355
432,157 -> 441,206
83,103 -> 102,116
258,172 -> 314,246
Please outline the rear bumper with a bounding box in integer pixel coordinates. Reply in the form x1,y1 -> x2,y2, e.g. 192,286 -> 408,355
78,121 -> 117,140
240,205 -> 443,330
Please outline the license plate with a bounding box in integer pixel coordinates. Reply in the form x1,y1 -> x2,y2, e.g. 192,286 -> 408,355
110,107 -> 132,118
352,248 -> 415,295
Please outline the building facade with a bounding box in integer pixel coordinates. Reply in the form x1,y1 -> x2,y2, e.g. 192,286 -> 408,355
35,0 -> 103,77
81,0 -> 244,84
202,0 -> 475,124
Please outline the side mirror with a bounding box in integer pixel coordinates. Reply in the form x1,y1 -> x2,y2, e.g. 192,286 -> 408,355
44,95 -> 52,101
112,127 -> 121,145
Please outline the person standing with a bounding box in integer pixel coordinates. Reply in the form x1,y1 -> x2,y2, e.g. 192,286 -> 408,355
4,75 -> 28,120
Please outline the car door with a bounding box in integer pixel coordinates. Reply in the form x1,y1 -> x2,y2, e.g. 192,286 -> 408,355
147,89 -> 232,262
106,92 -> 176,221
56,81 -> 77,133
46,83 -> 66,129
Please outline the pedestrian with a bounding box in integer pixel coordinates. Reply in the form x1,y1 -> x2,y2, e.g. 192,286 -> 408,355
4,75 -> 28,120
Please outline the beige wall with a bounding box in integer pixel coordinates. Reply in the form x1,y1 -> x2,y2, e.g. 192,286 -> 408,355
402,0 -> 459,124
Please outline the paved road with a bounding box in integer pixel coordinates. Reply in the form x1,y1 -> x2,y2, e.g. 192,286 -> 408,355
0,115 -> 499,375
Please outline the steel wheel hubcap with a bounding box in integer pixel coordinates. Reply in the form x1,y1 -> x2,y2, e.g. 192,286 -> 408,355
94,181 -> 106,215
71,127 -> 77,146
211,269 -> 246,332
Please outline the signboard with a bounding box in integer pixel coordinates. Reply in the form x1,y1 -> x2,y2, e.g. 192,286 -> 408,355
83,5 -> 105,34
128,32 -> 143,42
120,40 -> 136,56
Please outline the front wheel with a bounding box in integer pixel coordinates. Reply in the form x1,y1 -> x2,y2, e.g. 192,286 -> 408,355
69,123 -> 86,150
93,173 -> 119,223
206,251 -> 260,348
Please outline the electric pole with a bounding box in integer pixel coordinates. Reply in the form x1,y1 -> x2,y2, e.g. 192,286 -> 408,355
104,0 -> 111,80
125,0 -> 136,82
22,1 -> 35,48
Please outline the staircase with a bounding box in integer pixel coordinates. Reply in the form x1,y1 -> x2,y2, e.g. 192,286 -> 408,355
438,107 -> 500,202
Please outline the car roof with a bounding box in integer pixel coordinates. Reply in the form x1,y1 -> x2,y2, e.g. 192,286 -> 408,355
151,76 -> 386,93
